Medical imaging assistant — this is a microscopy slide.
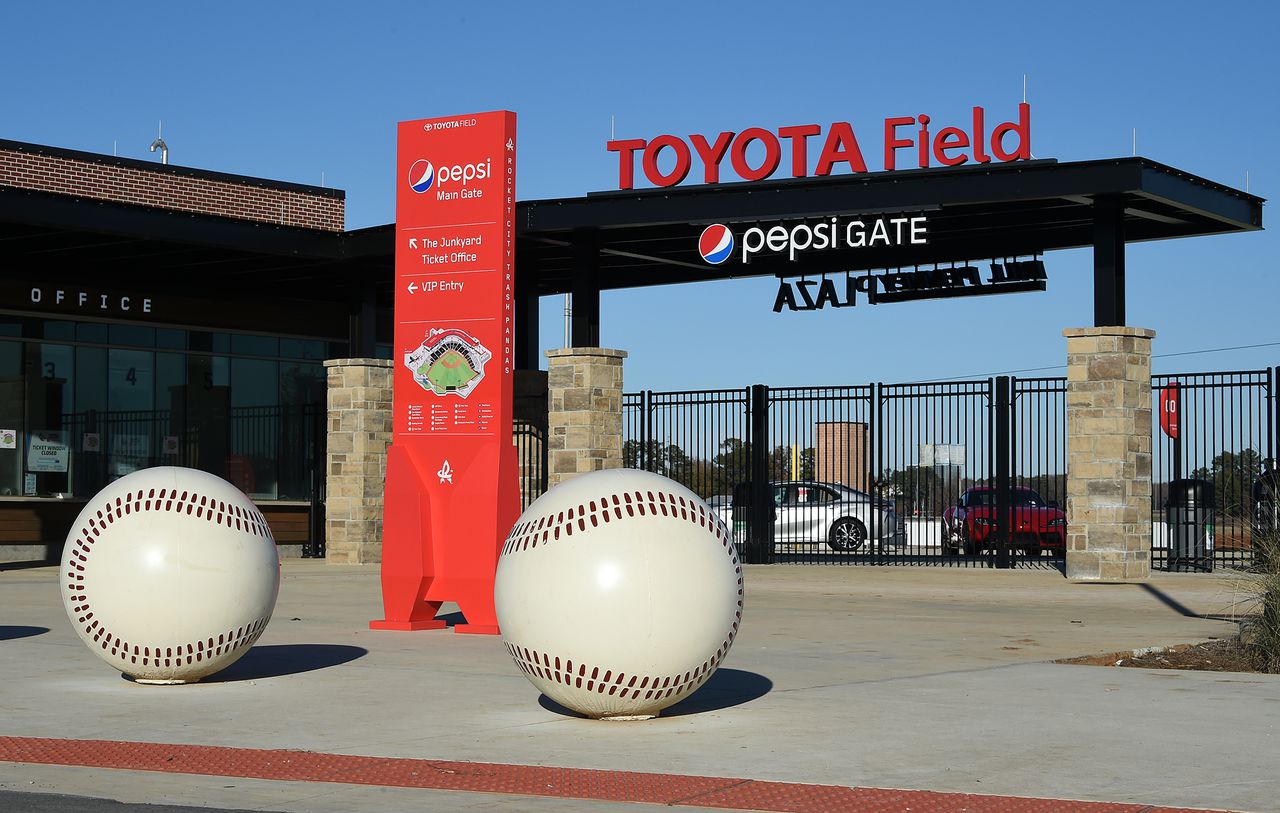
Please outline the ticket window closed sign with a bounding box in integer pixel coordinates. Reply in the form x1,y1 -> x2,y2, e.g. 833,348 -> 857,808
27,431 -> 70,473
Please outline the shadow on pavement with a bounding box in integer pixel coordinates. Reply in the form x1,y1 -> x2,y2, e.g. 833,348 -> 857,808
1139,582 -> 1240,622
1,790 -> 278,812
538,668 -> 772,718
0,625 -> 49,641
203,644 -> 368,682
0,560 -> 56,572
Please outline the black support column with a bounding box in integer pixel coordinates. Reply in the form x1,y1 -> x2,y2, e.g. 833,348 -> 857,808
1093,195 -> 1126,327
347,279 -> 378,358
994,375 -> 1012,569
515,283 -> 539,370
747,384 -> 774,565
571,236 -> 601,347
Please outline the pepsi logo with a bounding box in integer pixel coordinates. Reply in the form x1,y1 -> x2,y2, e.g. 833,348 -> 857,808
698,224 -> 734,265
408,159 -> 435,193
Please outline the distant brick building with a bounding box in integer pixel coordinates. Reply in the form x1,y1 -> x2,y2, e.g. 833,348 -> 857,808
814,422 -> 869,491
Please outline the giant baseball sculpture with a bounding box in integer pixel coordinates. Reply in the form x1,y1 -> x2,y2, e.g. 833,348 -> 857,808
495,469 -> 744,719
60,467 -> 280,684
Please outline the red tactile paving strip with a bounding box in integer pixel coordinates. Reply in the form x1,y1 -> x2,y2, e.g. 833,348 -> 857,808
0,737 -> 1239,813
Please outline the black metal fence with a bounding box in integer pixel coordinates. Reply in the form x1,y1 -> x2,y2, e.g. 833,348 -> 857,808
1151,369 -> 1274,571
57,403 -> 328,556
515,418 -> 548,510
621,367 -> 1275,571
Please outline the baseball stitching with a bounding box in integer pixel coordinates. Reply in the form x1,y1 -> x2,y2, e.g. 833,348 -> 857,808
64,485 -> 274,670
502,489 -> 739,559
501,487 -> 744,703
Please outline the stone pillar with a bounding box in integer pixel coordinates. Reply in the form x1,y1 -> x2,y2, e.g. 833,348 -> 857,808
546,348 -> 626,489
323,358 -> 392,564
1064,327 -> 1155,581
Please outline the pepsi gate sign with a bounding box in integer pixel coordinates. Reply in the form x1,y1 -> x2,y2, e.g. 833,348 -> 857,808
373,111 -> 520,636
609,104 -> 1031,189
693,211 -> 1049,312
699,215 -> 929,265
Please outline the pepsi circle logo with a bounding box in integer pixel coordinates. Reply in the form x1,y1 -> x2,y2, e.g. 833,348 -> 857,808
408,159 -> 435,193
699,224 -> 734,264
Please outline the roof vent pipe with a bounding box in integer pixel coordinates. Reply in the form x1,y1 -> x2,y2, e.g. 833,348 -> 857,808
149,121 -> 168,165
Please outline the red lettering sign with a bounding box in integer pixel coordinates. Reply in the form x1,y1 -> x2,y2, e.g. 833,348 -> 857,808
371,111 -> 520,635
607,104 -> 1031,189
1160,383 -> 1181,440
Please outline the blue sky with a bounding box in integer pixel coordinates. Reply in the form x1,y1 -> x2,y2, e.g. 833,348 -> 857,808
2,1 -> 1275,392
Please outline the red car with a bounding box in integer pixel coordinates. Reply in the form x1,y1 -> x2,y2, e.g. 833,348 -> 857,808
942,486 -> 1066,557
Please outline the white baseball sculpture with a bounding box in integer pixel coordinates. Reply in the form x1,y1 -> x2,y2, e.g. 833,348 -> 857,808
60,467 -> 280,684
495,469 -> 744,720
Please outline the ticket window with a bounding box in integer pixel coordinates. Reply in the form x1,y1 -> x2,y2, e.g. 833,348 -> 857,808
102,348 -> 156,479
20,343 -> 74,497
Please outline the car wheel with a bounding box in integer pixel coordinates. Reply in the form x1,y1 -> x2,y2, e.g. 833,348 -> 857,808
943,524 -> 961,554
828,518 -> 867,552
964,534 -> 982,556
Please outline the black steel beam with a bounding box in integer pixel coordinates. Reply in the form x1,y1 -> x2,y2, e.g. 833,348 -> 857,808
1093,195 -> 1126,326
520,158 -> 1261,238
570,236 -> 601,347
1138,164 -> 1263,229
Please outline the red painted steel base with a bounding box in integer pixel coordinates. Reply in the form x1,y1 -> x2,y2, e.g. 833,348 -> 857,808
0,737 -> 1239,813
454,624 -> 500,635
369,619 -> 447,631
370,444 -> 519,636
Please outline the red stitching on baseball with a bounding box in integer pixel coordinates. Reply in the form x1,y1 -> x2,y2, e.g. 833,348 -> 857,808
503,489 -> 739,565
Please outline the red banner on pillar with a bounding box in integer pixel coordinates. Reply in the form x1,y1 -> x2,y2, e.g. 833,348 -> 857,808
371,111 -> 520,635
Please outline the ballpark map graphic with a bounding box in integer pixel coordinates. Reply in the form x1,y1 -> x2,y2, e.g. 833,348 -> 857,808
405,327 -> 491,398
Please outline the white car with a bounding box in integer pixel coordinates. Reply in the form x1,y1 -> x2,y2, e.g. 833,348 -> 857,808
721,481 -> 900,552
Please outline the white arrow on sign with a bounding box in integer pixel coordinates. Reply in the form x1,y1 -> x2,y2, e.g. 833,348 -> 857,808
407,282 -> 418,294
409,238 -> 418,249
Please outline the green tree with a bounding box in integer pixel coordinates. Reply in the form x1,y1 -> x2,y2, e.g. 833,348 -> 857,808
623,439 -> 719,498
713,437 -> 751,489
880,465 -> 969,517
798,447 -> 815,481
623,439 -> 667,472
1191,448 -> 1264,520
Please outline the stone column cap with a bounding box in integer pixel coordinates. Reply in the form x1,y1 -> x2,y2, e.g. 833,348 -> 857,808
323,358 -> 394,368
545,347 -> 629,360
1063,326 -> 1156,339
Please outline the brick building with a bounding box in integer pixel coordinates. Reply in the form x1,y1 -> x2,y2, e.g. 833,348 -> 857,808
0,139 -> 388,560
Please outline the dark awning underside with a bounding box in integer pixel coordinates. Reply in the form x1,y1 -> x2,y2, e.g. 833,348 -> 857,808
0,156 -> 1264,310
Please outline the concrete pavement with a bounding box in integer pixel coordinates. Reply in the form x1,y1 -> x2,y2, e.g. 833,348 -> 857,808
1,561 -> 1275,812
